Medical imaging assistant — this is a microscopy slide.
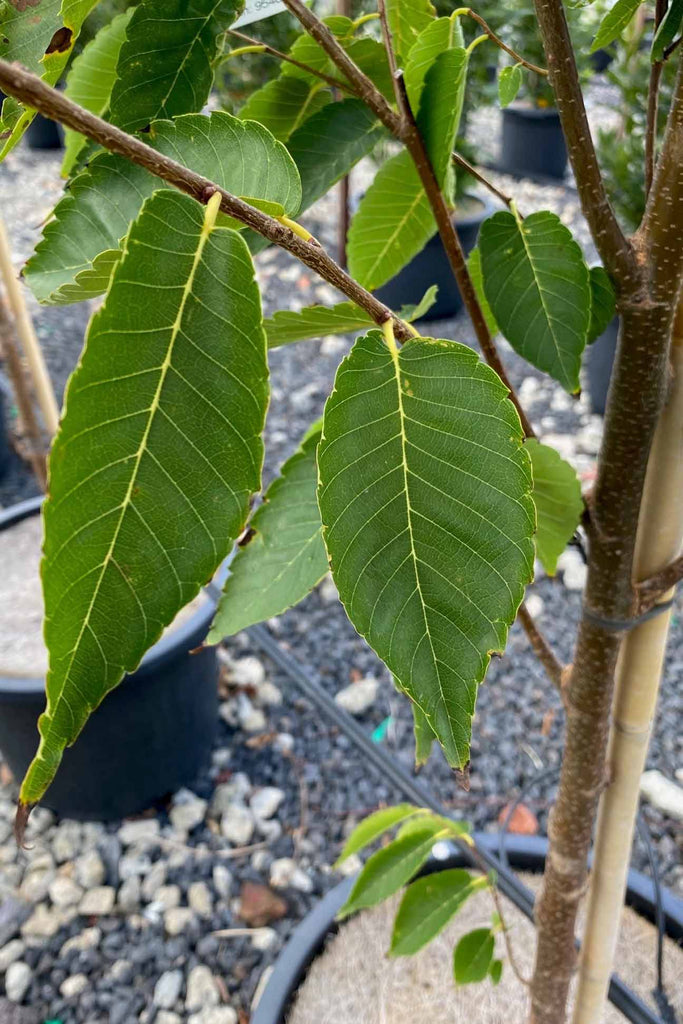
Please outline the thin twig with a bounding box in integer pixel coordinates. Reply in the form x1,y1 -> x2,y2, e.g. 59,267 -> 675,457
282,0 -> 535,439
635,553 -> 683,610
517,602 -> 567,701
466,840 -> 531,986
0,59 -> 414,345
376,0 -> 405,116
645,0 -> 667,196
455,8 -> 548,76
451,151 -> 513,208
281,0 -> 403,134
227,28 -> 355,94
532,0 -> 639,290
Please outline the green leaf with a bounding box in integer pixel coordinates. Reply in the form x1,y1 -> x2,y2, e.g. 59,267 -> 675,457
335,804 -> 423,865
347,150 -> 435,290
287,99 -> 385,212
386,0 -> 436,63
412,701 -> 436,766
0,0 -> 99,158
263,286 -> 438,349
281,17 -> 354,83
498,64 -> 523,107
61,9 -> 134,177
467,248 -> 498,337
391,869 -> 485,956
651,0 -> 683,62
404,15 -> 465,113
588,266 -> 616,344
344,37 -> 396,102
317,332 -> 535,768
108,0 -> 243,132
25,112 -> 301,305
416,47 -> 468,186
526,439 -> 583,576
479,210 -> 591,393
239,77 -> 331,143
208,425 -> 328,641
339,827 -> 445,918
590,0 -> 643,52
489,959 -> 503,985
20,190 -> 268,807
454,928 -> 495,985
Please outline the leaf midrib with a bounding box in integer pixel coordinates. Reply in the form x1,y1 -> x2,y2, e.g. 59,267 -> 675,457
47,195 -> 219,729
388,340 -> 461,763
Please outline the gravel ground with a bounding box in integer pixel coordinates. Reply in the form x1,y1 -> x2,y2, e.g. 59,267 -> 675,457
0,81 -> 681,1023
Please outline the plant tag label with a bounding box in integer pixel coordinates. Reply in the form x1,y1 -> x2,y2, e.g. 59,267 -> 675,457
233,0 -> 287,28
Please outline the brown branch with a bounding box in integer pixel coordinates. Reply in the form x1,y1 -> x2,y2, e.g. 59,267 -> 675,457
283,0 -> 535,439
376,0 -> 405,116
227,28 -> 355,94
635,553 -> 683,610
517,602 -> 566,698
456,8 -> 548,76
0,59 -> 414,344
645,0 -> 668,196
281,0 -> 403,135
532,0 -> 640,292
640,52 -> 683,302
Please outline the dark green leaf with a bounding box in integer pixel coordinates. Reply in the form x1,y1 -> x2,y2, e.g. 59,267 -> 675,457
108,0 -> 243,132
61,9 -> 135,177
335,804 -> 424,865
347,151 -> 435,290
467,248 -> 498,336
0,0 -> 98,158
239,77 -> 332,143
263,286 -> 438,349
526,439 -> 583,575
479,210 -> 591,393
588,266 -> 616,344
454,928 -> 495,985
339,827 -> 445,917
498,65 -> 523,107
25,112 -> 301,305
652,0 -> 683,64
317,332 -> 535,767
209,426 -> 328,640
405,15 -> 465,112
417,47 -> 468,186
20,190 -> 268,807
412,701 -> 436,766
489,959 -> 503,985
590,0 -> 643,52
287,99 -> 385,212
391,869 -> 485,956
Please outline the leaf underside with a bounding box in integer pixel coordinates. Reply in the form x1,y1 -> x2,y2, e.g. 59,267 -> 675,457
386,0 -> 436,63
591,0 -> 644,52
209,426 -> 328,641
239,77 -> 332,144
404,16 -> 466,113
479,210 -> 591,393
526,439 -> 583,576
24,111 -> 301,305
317,332 -> 535,768
21,190 -> 268,806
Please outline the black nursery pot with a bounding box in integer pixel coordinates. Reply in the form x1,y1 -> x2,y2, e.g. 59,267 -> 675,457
587,316 -> 619,416
252,833 -> 683,1024
0,496 -> 219,821
26,114 -> 64,151
374,195 -> 496,322
500,106 -> 568,180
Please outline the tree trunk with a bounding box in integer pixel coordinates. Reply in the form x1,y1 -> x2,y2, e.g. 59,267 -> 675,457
570,301 -> 683,1024
528,299 -> 675,1024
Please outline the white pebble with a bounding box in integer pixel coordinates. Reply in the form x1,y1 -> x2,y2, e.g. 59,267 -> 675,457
154,969 -> 183,1009
188,881 -> 213,919
5,961 -> 31,1002
49,875 -> 83,908
250,787 -> 285,821
640,770 -> 683,821
212,864 -> 233,899
118,819 -> 160,845
185,964 -> 220,1011
335,677 -> 379,716
164,907 -> 195,936
60,973 -> 89,998
78,885 -> 115,916
221,804 -> 255,847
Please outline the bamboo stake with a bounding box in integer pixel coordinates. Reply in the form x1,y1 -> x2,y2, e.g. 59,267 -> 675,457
571,301 -> 683,1024
0,216 -> 59,437
0,297 -> 47,489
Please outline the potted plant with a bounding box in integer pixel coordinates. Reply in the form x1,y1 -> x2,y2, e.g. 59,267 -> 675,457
0,1 -> 682,1023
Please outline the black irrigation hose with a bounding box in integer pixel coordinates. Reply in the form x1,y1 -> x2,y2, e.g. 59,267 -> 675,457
636,812 -> 677,1023
246,621 -> 666,1024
